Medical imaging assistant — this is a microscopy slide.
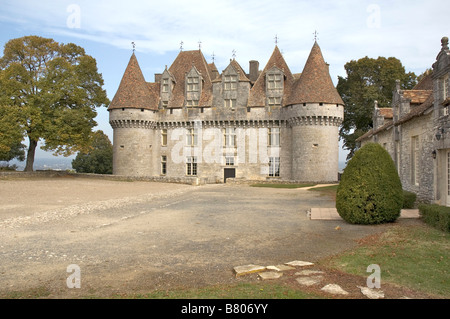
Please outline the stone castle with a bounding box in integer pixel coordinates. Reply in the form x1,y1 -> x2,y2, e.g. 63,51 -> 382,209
108,41 -> 344,183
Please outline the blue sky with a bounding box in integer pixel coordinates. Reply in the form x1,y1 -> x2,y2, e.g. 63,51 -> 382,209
1,0 -> 449,164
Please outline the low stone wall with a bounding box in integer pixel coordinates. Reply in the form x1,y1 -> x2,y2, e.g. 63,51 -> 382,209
225,177 -> 338,185
0,170 -> 208,186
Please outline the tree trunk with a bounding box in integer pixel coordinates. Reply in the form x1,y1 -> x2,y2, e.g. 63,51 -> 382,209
24,138 -> 38,172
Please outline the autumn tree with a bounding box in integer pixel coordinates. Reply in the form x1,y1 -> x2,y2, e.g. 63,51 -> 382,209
337,56 -> 417,159
72,130 -> 113,174
0,35 -> 109,171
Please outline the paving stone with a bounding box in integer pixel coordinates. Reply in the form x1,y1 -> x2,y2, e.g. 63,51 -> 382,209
259,272 -> 283,280
321,284 -> 349,295
295,276 -> 323,286
233,264 -> 266,277
295,270 -> 325,276
266,264 -> 296,272
357,286 -> 385,299
285,260 -> 314,267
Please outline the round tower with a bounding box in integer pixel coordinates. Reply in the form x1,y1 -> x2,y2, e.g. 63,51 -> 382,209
108,53 -> 158,176
286,41 -> 344,182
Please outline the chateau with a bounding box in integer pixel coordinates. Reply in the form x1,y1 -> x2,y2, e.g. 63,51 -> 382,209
108,41 -> 344,184
357,37 -> 450,206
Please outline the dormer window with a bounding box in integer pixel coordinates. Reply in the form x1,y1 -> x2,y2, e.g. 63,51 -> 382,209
267,73 -> 282,89
443,75 -> 448,100
186,99 -> 199,107
268,97 -> 281,107
224,75 -> 237,90
162,78 -> 169,92
187,76 -> 199,92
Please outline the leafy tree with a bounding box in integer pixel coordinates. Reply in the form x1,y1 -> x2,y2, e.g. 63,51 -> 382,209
0,35 -> 109,171
72,130 -> 113,174
0,104 -> 25,161
336,143 -> 403,225
337,56 -> 417,160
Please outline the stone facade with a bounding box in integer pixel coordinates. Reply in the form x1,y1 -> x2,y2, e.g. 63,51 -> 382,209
357,37 -> 450,206
108,42 -> 344,183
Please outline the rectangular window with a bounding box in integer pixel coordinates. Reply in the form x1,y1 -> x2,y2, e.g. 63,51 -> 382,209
186,99 -> 199,107
162,78 -> 169,92
161,100 -> 168,108
268,128 -> 280,146
225,156 -> 235,166
411,136 -> 419,186
224,75 -> 237,90
223,128 -> 236,147
186,156 -> 197,176
187,76 -> 199,92
161,129 -> 167,146
443,75 -> 448,100
268,97 -> 281,106
224,99 -> 236,110
161,155 -> 167,175
187,128 -> 198,146
268,73 -> 282,89
269,157 -> 280,177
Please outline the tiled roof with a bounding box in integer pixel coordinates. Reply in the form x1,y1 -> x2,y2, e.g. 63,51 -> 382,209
413,72 -> 433,90
248,46 -> 295,107
167,50 -> 213,108
212,59 -> 251,83
108,53 -> 158,110
396,94 -> 434,125
379,108 -> 393,119
402,90 -> 432,104
286,41 -> 344,105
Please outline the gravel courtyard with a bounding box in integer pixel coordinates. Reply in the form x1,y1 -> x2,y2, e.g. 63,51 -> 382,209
0,175 -> 396,298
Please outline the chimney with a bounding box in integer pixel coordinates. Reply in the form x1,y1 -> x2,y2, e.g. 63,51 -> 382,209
249,60 -> 259,82
154,73 -> 162,82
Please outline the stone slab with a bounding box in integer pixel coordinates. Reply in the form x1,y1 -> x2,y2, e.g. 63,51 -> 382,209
285,260 -> 314,267
296,276 -> 323,286
358,286 -> 385,299
266,264 -> 296,272
233,264 -> 266,277
321,284 -> 349,295
259,272 -> 283,280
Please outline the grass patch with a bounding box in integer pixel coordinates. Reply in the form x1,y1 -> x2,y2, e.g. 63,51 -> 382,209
250,183 -> 316,189
320,224 -> 450,297
308,184 -> 338,200
114,282 -> 323,299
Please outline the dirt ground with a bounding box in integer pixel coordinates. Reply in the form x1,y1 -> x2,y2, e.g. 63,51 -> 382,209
0,175 -> 429,298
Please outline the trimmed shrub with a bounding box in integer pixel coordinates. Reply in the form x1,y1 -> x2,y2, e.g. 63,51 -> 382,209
336,143 -> 403,224
403,190 -> 417,209
419,204 -> 450,233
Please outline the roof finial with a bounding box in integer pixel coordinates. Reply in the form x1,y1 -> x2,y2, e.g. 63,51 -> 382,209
180,40 -> 184,51
274,34 -> 279,46
198,40 -> 202,50
232,49 -> 236,60
442,36 -> 449,50
313,30 -> 319,42
211,52 -> 215,63
131,41 -> 136,53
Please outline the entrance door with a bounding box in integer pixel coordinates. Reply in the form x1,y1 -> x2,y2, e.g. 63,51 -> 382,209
224,168 -> 236,183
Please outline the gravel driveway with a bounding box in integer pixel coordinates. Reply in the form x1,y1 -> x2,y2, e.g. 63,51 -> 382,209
0,176 -> 392,298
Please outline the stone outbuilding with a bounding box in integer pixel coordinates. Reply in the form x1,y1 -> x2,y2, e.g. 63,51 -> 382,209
357,37 -> 450,206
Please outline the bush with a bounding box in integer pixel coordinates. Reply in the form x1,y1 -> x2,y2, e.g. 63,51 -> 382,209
336,143 -> 403,224
419,204 -> 450,233
403,190 -> 417,209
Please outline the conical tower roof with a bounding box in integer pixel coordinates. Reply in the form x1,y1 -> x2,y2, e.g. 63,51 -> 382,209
248,45 -> 294,107
108,53 -> 157,110
287,41 -> 344,105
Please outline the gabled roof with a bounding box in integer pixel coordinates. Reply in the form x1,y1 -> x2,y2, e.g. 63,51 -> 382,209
286,41 -> 344,105
248,46 -> 295,107
108,53 -> 158,110
167,50 -> 213,107
212,59 -> 251,83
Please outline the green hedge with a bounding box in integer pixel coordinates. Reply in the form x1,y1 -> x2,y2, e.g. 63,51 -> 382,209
336,143 -> 403,224
403,190 -> 417,209
419,204 -> 450,233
